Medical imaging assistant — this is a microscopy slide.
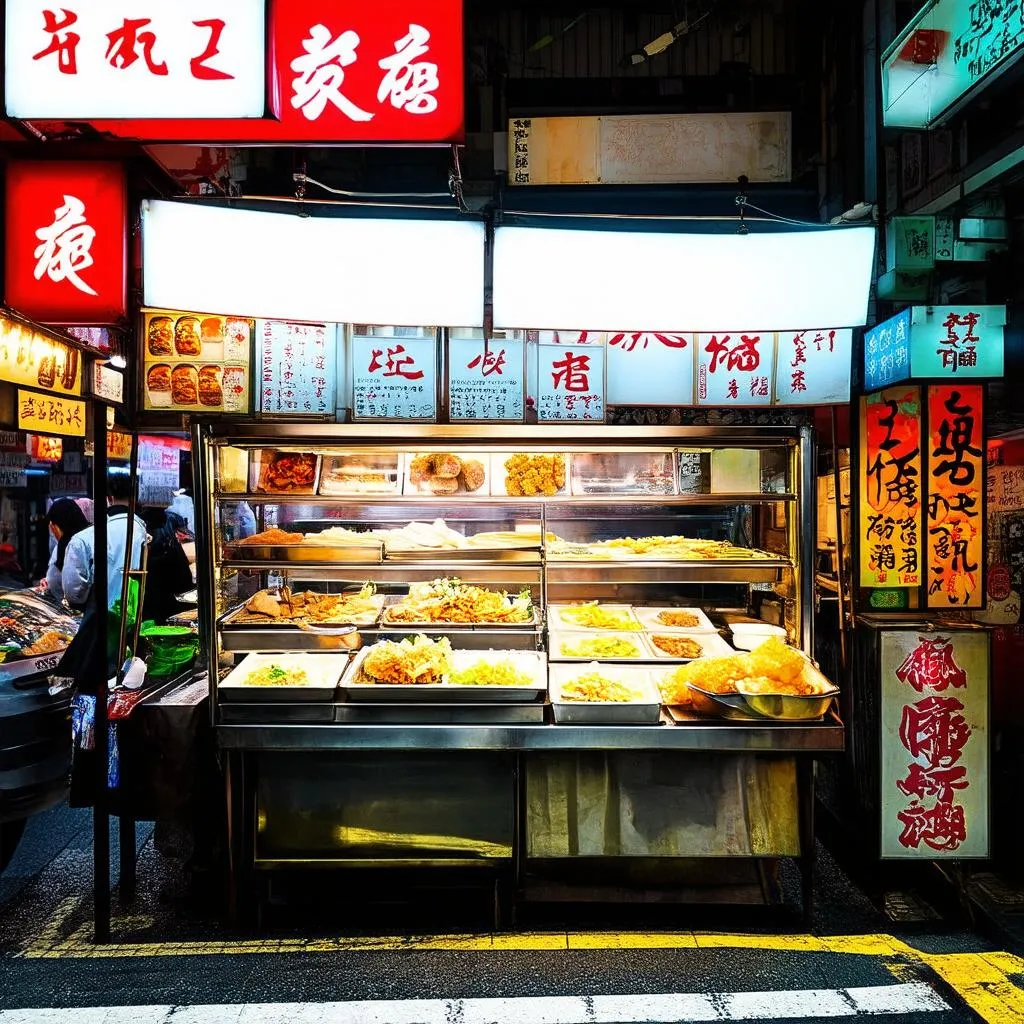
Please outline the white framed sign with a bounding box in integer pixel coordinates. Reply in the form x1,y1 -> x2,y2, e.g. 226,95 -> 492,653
537,343 -> 605,421
448,336 -> 524,422
351,333 -> 437,421
5,1 -> 266,119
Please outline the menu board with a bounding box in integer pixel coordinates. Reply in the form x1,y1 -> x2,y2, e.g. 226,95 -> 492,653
351,334 -> 437,421
537,343 -> 605,421
926,385 -> 984,609
774,329 -> 852,405
448,337 -> 525,421
17,389 -> 86,438
258,321 -> 334,416
696,332 -> 774,406
859,386 -> 923,589
142,308 -> 252,414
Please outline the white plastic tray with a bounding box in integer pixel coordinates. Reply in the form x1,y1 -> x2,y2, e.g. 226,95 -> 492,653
643,630 -> 735,662
218,652 -> 349,702
549,631 -> 653,662
548,603 -> 642,632
631,606 -> 717,633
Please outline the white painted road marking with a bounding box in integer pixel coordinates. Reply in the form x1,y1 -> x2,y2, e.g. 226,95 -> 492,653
0,983 -> 952,1023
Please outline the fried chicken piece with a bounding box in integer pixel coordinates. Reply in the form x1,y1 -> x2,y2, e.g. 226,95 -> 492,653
430,453 -> 462,478
458,459 -> 486,492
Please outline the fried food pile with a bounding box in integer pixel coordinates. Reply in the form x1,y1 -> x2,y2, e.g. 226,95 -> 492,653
557,602 -> 641,631
385,578 -> 533,624
649,635 -> 704,659
238,585 -> 377,624
658,637 -> 815,706
561,670 -> 643,703
600,536 -> 772,559
560,636 -> 642,659
409,453 -> 487,494
504,454 -> 566,497
656,610 -> 702,628
237,528 -> 304,547
257,453 -> 317,492
360,635 -> 452,685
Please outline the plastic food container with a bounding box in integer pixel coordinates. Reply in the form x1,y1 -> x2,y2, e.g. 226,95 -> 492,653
728,621 -> 788,651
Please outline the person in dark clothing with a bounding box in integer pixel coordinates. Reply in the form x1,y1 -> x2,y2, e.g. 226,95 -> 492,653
140,507 -> 193,625
43,498 -> 90,605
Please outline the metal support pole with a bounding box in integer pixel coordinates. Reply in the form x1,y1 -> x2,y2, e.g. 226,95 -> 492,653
92,409 -> 110,944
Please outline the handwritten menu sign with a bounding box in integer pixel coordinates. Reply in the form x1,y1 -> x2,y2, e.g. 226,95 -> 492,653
259,321 -> 334,416
859,387 -> 923,588
697,333 -> 774,406
989,464 -> 1024,512
351,334 -> 437,421
774,329 -> 852,405
448,337 -> 524,421
926,384 -> 984,609
142,308 -> 252,414
537,344 -> 605,421
880,630 -> 989,859
17,389 -> 85,438
606,333 -> 692,407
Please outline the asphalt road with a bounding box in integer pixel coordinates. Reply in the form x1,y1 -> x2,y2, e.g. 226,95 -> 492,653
1,804 -> 1022,1023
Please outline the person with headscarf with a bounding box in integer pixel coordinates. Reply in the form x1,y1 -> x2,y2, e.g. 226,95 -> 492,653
43,498 -> 90,605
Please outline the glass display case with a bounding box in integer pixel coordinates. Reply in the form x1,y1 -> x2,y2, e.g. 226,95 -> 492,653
192,422 -> 840,921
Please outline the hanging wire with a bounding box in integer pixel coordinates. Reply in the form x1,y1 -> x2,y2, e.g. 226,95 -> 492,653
294,172 -> 451,200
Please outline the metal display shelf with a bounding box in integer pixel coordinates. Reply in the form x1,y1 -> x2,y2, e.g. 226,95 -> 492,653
545,559 -> 788,585
216,492 -> 796,505
217,717 -> 844,753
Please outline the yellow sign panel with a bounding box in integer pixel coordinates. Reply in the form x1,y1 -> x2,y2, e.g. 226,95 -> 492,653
858,386 -> 923,588
17,389 -> 86,438
0,317 -> 82,396
879,630 -> 989,859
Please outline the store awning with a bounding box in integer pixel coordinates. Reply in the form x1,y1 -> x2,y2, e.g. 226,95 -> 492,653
492,224 -> 876,333
141,201 -> 485,328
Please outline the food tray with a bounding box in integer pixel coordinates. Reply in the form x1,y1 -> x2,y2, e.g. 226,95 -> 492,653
226,542 -> 383,563
340,647 -> 548,702
380,606 -> 540,629
549,631 -> 653,663
548,665 -> 661,725
631,606 -> 717,633
403,452 -> 491,497
251,450 -> 321,495
221,594 -> 385,628
644,630 -> 734,662
491,452 -> 570,497
548,604 -> 642,632
218,652 -> 351,703
384,544 -> 541,563
318,454 -> 402,496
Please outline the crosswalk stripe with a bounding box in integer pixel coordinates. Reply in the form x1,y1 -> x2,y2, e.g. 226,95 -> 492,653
0,983 -> 952,1023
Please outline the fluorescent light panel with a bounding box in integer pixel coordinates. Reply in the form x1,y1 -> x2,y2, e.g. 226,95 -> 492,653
142,201 -> 485,327
492,225 -> 877,332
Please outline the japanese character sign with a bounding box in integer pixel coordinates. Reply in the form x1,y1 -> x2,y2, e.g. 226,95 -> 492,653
927,384 -> 984,609
259,320 -> 335,416
5,1 -> 266,119
858,387 -> 924,588
16,388 -> 86,437
908,305 -> 1006,379
606,332 -> 694,407
697,333 -> 773,406
773,328 -> 853,405
5,161 -> 127,324
537,343 -> 605,422
351,332 -> 437,421
881,630 -> 990,859
864,309 -> 912,392
448,336 -> 524,422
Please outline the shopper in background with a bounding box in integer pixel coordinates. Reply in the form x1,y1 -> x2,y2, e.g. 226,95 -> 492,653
140,506 -> 193,624
74,497 -> 94,524
42,498 -> 90,606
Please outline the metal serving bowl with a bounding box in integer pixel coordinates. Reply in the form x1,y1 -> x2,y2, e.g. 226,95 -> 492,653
733,680 -> 839,721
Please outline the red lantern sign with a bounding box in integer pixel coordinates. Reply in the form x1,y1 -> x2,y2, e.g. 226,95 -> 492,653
4,161 -> 127,324
32,0 -> 465,144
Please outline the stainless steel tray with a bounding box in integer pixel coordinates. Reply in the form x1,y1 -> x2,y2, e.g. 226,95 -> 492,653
221,595 -> 384,629
341,647 -> 547,703
379,608 -> 540,629
219,627 -> 365,653
334,702 -> 546,724
225,542 -> 383,563
220,703 -> 337,724
218,652 -> 351,703
548,665 -> 661,724
384,546 -> 541,563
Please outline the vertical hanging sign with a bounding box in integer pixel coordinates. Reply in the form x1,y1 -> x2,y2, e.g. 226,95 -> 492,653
880,630 -> 990,859
926,384 -> 985,609
859,387 -> 923,588
258,320 -> 334,415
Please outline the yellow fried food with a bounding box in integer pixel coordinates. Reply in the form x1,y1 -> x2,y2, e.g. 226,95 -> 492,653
558,602 -> 641,631
361,635 -> 452,685
747,636 -> 806,688
243,665 -> 309,687
561,636 -> 642,659
561,671 -> 642,703
656,610 -> 702,628
386,578 -> 533,624
504,453 -> 566,497
658,666 -> 698,708
650,635 -> 704,659
450,659 -> 533,687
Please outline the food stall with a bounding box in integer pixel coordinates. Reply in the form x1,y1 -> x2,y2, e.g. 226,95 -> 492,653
192,422 -> 839,921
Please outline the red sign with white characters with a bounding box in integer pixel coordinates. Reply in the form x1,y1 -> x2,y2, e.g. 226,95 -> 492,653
4,161 -> 127,324
28,0 -> 465,144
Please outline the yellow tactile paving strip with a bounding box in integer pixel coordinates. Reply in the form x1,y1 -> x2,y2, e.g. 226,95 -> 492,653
16,908 -> 1024,1024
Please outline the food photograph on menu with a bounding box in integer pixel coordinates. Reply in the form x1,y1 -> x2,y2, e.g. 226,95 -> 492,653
142,308 -> 252,413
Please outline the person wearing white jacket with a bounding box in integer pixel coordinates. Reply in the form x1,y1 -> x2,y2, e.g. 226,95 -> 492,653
62,473 -> 147,611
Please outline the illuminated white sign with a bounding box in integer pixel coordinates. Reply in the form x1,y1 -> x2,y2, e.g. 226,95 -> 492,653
5,1 -> 266,119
